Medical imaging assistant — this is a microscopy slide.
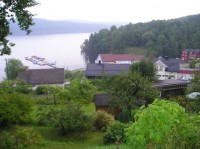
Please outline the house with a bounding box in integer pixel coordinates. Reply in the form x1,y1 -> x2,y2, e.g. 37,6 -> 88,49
18,68 -> 65,87
181,49 -> 200,61
93,94 -> 120,119
84,63 -> 130,79
95,54 -> 144,64
154,56 -> 180,80
177,69 -> 199,80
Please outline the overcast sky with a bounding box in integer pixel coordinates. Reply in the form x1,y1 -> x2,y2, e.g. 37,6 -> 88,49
29,0 -> 200,23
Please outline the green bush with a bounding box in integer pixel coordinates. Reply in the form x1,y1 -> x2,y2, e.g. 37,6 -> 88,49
36,106 -> 60,126
36,104 -> 93,135
0,80 -> 32,94
35,85 -> 46,95
0,131 -> 16,149
0,93 -> 34,127
103,121 -> 130,145
14,127 -> 42,148
56,105 -> 93,135
126,99 -> 200,149
0,127 -> 42,149
93,110 -> 115,130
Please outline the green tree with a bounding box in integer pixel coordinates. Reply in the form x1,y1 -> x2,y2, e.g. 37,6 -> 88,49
126,99 -> 200,149
5,58 -> 25,80
0,0 -> 38,55
130,60 -> 157,81
189,59 -> 197,68
65,78 -> 97,104
109,72 -> 158,122
186,71 -> 200,113
0,79 -> 31,94
0,93 -> 34,127
65,69 -> 84,81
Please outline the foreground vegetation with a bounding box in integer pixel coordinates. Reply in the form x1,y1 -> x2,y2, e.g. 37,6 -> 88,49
0,64 -> 200,148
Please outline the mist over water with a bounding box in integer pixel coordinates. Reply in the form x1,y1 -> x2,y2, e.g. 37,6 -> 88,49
0,33 -> 90,81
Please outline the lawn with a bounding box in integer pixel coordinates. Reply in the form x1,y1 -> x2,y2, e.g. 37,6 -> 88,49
28,101 -> 130,149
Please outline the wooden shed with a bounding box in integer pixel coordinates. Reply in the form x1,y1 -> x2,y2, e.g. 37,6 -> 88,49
93,94 -> 120,119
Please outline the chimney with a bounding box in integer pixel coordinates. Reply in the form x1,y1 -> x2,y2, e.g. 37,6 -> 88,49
165,56 -> 169,60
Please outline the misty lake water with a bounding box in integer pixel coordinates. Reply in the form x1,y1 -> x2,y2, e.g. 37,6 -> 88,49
0,33 -> 90,81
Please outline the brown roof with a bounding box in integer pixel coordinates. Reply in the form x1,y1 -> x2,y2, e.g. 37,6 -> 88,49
99,54 -> 143,62
18,68 -> 65,85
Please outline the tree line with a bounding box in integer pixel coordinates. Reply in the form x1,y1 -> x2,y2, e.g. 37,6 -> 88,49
81,14 -> 200,62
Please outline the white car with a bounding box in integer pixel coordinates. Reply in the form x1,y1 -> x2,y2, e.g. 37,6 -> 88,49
186,92 -> 200,99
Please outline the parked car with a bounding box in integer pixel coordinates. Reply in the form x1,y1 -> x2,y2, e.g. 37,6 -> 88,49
186,92 -> 200,99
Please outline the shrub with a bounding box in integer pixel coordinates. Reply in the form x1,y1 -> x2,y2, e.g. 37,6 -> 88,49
0,131 -> 16,149
56,105 -> 93,135
36,106 -> 60,126
0,93 -> 34,127
35,85 -> 47,95
0,80 -> 31,94
126,99 -> 200,149
14,127 -> 42,148
0,127 -> 42,149
36,104 -> 93,135
93,110 -> 115,130
103,121 -> 130,145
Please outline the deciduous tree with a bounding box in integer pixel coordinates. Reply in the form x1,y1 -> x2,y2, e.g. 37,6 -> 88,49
5,58 -> 25,80
109,72 -> 158,122
0,0 -> 38,55
130,60 -> 157,81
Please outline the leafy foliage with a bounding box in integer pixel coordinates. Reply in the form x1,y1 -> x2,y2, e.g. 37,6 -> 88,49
187,71 -> 200,93
126,99 -> 200,149
64,78 -> 97,104
0,0 -> 38,55
81,14 -> 200,62
0,127 -> 42,149
130,59 -> 157,81
65,70 -> 84,81
36,104 -> 93,135
0,93 -> 34,127
0,79 -> 31,94
5,58 -> 25,80
186,71 -> 200,113
109,72 -> 158,122
93,110 -> 115,130
103,121 -> 130,145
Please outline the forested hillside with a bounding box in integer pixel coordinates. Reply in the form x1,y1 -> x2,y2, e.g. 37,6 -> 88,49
81,14 -> 200,62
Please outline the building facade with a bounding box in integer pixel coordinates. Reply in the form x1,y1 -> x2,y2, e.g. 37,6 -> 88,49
181,49 -> 200,61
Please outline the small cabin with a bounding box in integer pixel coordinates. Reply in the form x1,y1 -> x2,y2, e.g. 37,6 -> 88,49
93,94 -> 120,119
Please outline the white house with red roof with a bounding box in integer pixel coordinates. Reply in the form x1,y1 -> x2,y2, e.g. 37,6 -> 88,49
95,54 -> 144,64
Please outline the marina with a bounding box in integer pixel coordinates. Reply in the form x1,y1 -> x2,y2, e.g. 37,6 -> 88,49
25,56 -> 56,68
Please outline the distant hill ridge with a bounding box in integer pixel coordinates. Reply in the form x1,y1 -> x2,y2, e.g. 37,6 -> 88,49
80,13 -> 200,62
10,18 -> 113,35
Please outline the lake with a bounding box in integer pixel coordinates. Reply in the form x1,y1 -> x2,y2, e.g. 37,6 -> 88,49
0,33 -> 90,81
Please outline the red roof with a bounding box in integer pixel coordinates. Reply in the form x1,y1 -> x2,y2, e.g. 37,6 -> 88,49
179,70 -> 196,74
99,54 -> 143,62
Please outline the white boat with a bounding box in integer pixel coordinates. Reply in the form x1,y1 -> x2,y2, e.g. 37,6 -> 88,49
25,56 -> 56,67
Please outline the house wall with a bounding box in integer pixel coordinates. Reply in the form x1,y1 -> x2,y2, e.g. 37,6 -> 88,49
177,73 -> 194,80
115,60 -> 132,64
95,55 -> 103,64
156,71 -> 177,80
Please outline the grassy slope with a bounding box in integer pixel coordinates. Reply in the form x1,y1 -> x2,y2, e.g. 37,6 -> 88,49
29,99 -> 129,149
